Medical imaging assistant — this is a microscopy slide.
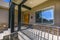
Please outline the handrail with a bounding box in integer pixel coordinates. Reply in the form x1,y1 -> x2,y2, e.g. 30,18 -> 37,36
21,28 -> 59,40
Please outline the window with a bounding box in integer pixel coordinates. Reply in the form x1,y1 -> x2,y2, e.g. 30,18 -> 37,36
35,7 -> 54,24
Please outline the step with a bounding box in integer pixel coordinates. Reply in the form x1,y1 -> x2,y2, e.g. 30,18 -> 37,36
18,31 -> 31,40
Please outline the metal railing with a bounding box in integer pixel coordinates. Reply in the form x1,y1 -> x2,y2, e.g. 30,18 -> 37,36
1,24 -> 60,40
21,25 -> 60,40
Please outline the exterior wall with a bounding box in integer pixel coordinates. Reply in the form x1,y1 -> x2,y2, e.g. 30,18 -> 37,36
54,1 -> 60,26
23,0 -> 60,26
29,12 -> 35,24
0,8 -> 18,25
0,9 -> 8,24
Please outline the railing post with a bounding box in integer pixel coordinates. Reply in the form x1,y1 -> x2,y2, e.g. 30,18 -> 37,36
18,5 -> 21,31
9,2 -> 15,33
8,0 -> 11,28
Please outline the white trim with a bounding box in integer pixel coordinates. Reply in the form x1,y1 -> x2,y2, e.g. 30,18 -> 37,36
41,6 -> 54,11
36,6 -> 54,12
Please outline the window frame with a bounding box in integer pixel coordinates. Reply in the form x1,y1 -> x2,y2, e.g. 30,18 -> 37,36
35,6 -> 55,25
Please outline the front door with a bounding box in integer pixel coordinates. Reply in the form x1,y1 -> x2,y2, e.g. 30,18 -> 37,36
23,13 -> 29,24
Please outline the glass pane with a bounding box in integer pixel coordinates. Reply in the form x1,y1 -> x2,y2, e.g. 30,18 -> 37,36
35,11 -> 42,23
42,8 -> 54,24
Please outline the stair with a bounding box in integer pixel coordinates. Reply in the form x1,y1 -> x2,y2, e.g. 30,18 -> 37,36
0,28 -> 31,40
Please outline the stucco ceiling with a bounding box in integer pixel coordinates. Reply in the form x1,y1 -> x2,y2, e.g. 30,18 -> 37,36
0,0 -> 47,11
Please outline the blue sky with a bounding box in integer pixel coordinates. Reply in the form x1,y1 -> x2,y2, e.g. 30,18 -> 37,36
39,9 -> 54,20
3,0 -> 10,2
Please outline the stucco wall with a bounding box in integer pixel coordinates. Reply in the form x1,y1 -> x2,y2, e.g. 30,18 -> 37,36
0,8 -> 18,25
0,9 -> 8,24
29,13 -> 35,24
23,0 -> 60,26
